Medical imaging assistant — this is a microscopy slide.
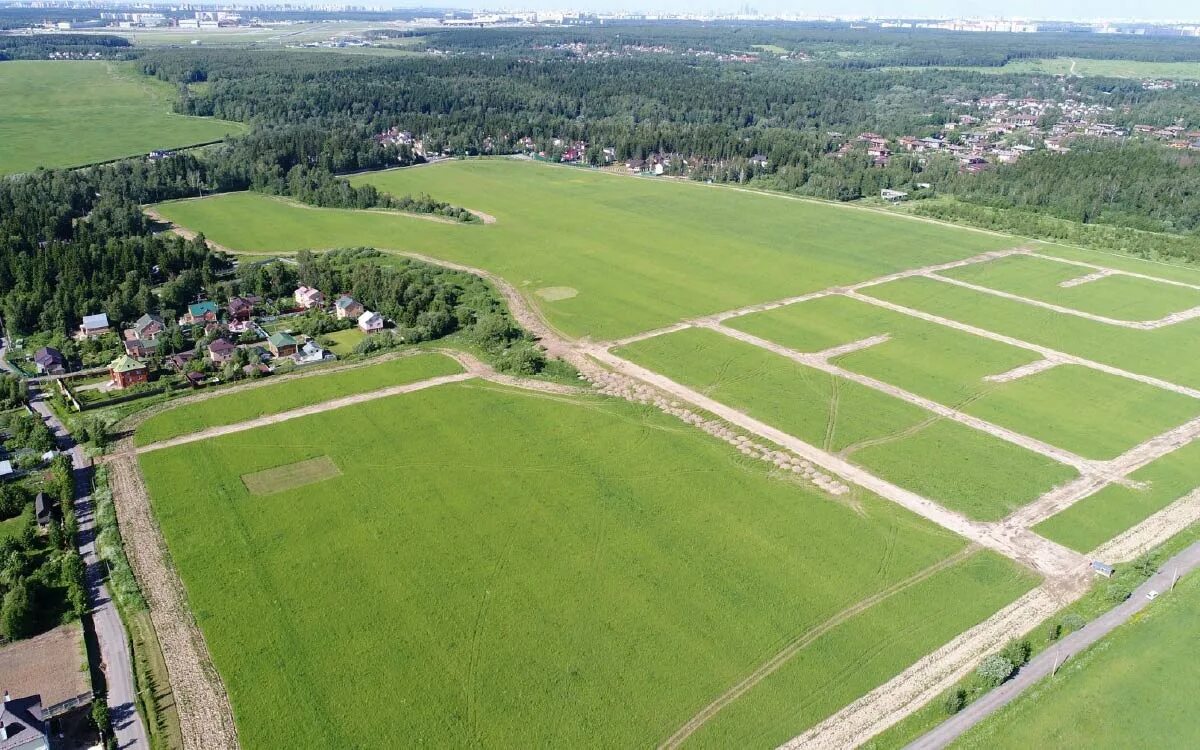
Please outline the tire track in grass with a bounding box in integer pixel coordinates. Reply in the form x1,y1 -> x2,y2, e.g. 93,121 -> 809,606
465,532 -> 515,747
658,545 -> 979,749
823,372 -> 841,452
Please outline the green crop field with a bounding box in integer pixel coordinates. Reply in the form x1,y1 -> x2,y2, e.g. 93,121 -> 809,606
864,275 -> 1200,389
939,254 -> 1200,322
150,159 -> 1014,340
617,327 -> 1076,520
955,57 -> 1200,80
955,569 -> 1200,749
138,381 -> 1035,749
1036,439 -> 1200,552
134,353 -> 460,445
0,61 -> 243,174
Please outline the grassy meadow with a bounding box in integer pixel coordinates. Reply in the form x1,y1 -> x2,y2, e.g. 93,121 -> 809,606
0,61 -> 242,174
617,327 -> 1076,520
134,353 -> 460,445
955,568 -> 1200,749
150,159 -> 1014,340
956,57 -> 1200,80
138,381 -> 1036,749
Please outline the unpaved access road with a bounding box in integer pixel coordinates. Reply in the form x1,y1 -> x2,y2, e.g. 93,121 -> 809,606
905,540 -> 1200,750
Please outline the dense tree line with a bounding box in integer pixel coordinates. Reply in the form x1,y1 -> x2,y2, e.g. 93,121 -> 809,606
0,33 -> 131,60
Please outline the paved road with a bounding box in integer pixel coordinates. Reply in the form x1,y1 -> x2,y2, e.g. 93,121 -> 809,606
30,391 -> 150,750
905,540 -> 1200,749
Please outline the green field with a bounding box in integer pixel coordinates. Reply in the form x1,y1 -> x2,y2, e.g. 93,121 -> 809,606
134,353 -> 460,445
138,381 -> 1035,748
959,57 -> 1200,80
149,159 -> 1014,340
0,61 -> 243,174
1036,440 -> 1200,552
939,254 -> 1200,322
322,328 -> 365,356
617,327 -> 1076,520
955,568 -> 1200,749
864,275 -> 1200,389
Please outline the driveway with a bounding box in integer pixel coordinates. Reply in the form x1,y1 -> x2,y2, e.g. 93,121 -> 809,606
30,391 -> 149,750
905,539 -> 1200,749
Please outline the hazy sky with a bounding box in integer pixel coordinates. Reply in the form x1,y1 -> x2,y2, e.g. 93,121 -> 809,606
411,1 -> 1198,22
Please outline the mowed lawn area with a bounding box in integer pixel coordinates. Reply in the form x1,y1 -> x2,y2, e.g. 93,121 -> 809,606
955,568 -> 1200,749
139,382 -> 1036,749
0,61 -> 242,174
134,352 -> 460,445
150,159 -> 1014,340
617,327 -> 1076,520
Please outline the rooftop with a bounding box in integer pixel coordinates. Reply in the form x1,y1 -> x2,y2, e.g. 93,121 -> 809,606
0,623 -> 91,717
108,355 -> 146,373
80,313 -> 108,329
268,332 -> 297,347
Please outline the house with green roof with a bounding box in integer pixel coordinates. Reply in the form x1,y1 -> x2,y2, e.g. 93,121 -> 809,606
267,332 -> 298,358
184,300 -> 219,325
108,355 -> 148,389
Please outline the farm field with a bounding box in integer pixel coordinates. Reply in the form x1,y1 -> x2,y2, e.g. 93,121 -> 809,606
616,327 -> 1077,520
0,61 -> 242,174
150,159 -> 1014,340
954,569 -> 1200,749
937,253 -> 1200,322
863,275 -> 1200,388
136,381 -> 1037,749
1036,439 -> 1200,553
134,352 -> 461,445
960,57 -> 1200,80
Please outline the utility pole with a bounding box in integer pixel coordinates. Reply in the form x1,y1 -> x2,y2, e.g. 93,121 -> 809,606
1171,566 -> 1179,590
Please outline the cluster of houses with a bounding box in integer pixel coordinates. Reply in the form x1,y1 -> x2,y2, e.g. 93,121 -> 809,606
60,286 -> 388,392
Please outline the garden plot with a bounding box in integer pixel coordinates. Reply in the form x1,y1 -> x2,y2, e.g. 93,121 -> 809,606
937,253 -> 1200,323
617,327 -> 1076,521
1035,439 -> 1200,553
863,275 -> 1200,389
136,382 -> 1036,749
727,295 -> 1041,405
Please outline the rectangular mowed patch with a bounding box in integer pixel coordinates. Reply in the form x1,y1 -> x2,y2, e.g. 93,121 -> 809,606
242,456 -> 341,496
138,382 -> 1036,749
617,327 -> 1076,520
135,352 -> 462,446
939,254 -> 1200,322
727,295 -> 1040,405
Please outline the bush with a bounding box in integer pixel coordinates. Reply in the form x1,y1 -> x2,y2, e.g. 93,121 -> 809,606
1131,553 -> 1159,578
1061,613 -> 1087,632
1045,621 -> 1062,643
1106,582 -> 1132,603
943,687 -> 967,715
976,654 -> 1015,687
1000,639 -> 1032,668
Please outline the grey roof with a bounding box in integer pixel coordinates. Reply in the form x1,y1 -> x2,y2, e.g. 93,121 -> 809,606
81,313 -> 109,329
0,694 -> 47,750
33,347 -> 63,366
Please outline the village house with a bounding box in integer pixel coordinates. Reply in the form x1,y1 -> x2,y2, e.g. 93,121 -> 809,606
0,691 -> 49,750
108,355 -> 149,389
32,347 -> 66,376
334,295 -> 364,320
34,492 -> 51,528
129,313 -> 165,341
294,340 -> 334,365
123,338 -> 159,359
164,351 -> 196,372
0,625 -> 94,750
183,300 -> 219,325
227,295 -> 259,322
294,286 -> 325,310
880,189 -> 909,203
267,332 -> 298,358
207,338 -> 237,364
78,313 -> 110,338
357,310 -> 384,334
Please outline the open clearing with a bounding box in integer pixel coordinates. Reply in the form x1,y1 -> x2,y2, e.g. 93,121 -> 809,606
241,456 -> 341,495
137,381 -> 1035,749
150,159 -> 1012,340
0,61 -> 242,174
954,567 -> 1200,749
136,159 -> 1200,748
134,352 -> 461,445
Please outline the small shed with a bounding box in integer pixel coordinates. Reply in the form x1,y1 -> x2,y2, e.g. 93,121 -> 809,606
1091,561 -> 1115,578
880,189 -> 909,203
34,493 -> 51,528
